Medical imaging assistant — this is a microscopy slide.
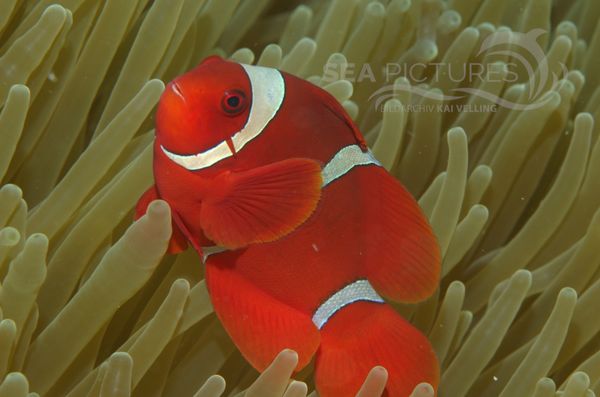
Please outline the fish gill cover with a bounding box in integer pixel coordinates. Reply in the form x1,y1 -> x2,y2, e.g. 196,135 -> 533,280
0,0 -> 599,396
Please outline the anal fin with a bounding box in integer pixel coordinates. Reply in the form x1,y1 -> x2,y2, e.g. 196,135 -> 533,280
205,252 -> 321,371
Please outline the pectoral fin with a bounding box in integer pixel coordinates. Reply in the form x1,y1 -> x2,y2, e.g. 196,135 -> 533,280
200,158 -> 322,249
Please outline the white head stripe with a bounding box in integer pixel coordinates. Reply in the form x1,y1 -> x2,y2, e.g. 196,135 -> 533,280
161,63 -> 285,171
312,279 -> 384,329
161,140 -> 231,170
322,145 -> 381,187
202,246 -> 228,262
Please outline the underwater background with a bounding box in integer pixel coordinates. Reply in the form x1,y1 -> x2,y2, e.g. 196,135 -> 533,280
0,0 -> 599,396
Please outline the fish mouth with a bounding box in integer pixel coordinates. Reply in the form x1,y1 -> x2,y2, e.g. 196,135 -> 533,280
160,63 -> 286,171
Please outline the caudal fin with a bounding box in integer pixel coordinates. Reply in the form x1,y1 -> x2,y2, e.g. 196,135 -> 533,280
315,301 -> 439,397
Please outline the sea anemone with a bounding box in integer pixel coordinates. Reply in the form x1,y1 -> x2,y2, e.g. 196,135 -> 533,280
0,0 -> 599,396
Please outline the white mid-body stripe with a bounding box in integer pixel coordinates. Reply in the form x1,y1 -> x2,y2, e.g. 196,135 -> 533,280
161,63 -> 285,171
312,279 -> 384,329
322,144 -> 381,187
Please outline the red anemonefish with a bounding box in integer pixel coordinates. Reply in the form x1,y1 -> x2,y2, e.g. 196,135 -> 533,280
135,56 -> 441,397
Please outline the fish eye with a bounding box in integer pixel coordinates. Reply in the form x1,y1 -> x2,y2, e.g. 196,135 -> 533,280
221,90 -> 247,116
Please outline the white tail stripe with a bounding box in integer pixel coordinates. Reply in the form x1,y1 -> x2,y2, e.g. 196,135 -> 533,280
312,279 -> 384,329
322,145 -> 381,187
161,63 -> 285,171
